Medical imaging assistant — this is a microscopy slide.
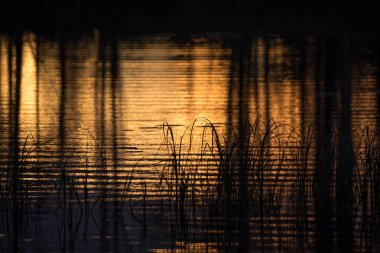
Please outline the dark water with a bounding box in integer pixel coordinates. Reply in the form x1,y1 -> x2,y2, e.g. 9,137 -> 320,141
1,32 -> 380,252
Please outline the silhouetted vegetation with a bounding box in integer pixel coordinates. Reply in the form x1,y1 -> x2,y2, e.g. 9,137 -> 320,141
145,119 -> 380,252
2,118 -> 379,252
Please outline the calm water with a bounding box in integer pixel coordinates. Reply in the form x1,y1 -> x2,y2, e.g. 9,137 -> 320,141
0,32 -> 380,252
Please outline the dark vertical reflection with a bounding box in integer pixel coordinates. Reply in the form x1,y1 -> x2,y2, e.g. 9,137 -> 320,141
96,34 -> 110,253
237,38 -> 251,132
110,37 -> 120,253
297,38 -> 308,250
0,39 -> 7,250
336,31 -> 353,253
8,32 -> 23,253
3,36 -> 12,252
299,39 -> 307,139
225,36 -> 252,251
261,36 -> 271,252
378,38 -> 380,155
376,37 -> 380,249
34,33 -> 42,253
378,39 -> 380,134
314,35 -> 335,253
264,36 -> 270,123
223,39 -> 236,249
226,41 -> 236,145
59,40 -> 66,161
236,37 -> 251,252
59,38 -> 67,253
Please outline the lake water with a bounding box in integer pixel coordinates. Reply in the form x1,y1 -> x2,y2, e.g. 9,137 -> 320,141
0,32 -> 380,252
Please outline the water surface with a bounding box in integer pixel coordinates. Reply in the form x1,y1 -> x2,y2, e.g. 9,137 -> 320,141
0,32 -> 380,252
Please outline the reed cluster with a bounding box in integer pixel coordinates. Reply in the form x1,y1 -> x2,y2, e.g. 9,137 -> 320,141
0,119 -> 379,252
147,118 -> 380,252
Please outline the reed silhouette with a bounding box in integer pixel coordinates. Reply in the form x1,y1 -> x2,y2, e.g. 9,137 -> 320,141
0,114 -> 380,251
145,118 -> 380,252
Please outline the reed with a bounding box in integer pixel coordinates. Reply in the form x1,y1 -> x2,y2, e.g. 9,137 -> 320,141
1,119 -> 380,252
352,126 -> 380,251
147,119 -> 380,252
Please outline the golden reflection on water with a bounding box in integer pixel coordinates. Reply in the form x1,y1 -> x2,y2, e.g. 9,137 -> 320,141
150,242 -> 219,253
20,35 -> 37,137
0,32 -> 379,176
0,38 -> 378,181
